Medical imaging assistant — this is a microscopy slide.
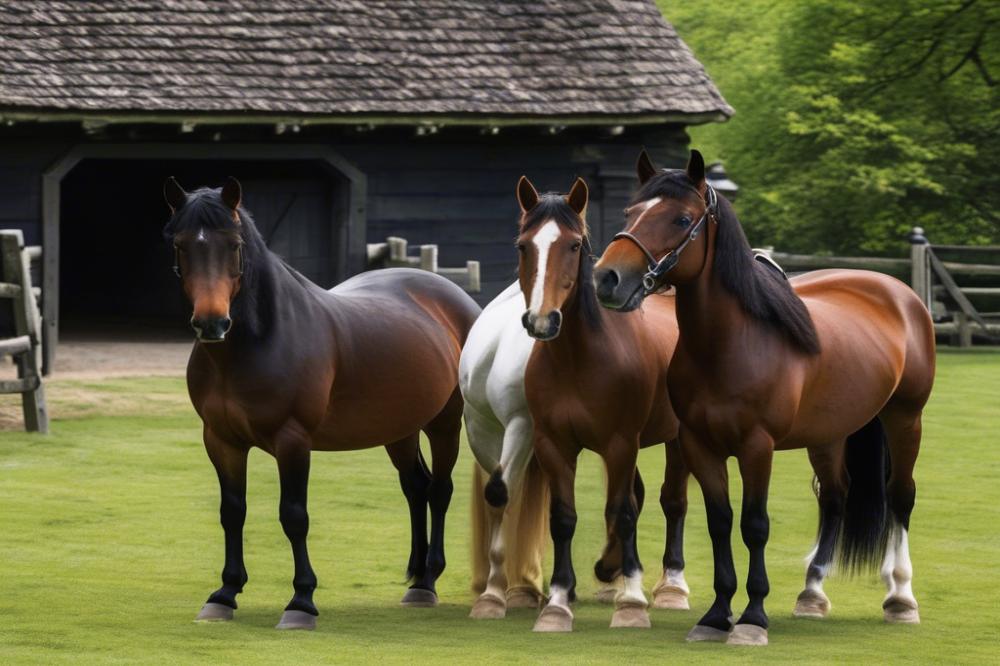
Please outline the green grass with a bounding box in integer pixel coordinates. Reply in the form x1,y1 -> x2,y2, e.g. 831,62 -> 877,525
1,351 -> 998,664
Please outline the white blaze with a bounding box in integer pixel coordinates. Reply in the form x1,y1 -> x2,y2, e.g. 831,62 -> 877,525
529,220 -> 561,314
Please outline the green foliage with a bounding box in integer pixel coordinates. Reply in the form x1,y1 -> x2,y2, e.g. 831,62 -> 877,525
1,358 -> 999,663
664,0 -> 999,255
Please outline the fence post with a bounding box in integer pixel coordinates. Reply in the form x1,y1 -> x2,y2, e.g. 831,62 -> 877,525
419,245 -> 438,273
387,237 -> 407,265
908,227 -> 931,309
466,260 -> 481,293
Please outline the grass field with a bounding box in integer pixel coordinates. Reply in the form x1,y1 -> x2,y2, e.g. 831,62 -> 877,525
1,351 -> 998,664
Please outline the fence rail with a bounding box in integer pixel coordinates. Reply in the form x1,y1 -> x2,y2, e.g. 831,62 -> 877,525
762,227 -> 1000,348
366,236 -> 481,293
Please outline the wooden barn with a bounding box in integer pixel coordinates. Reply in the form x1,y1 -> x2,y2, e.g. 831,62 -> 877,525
0,1 -> 731,368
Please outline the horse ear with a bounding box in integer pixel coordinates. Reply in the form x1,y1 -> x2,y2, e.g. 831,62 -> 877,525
686,150 -> 706,185
566,177 -> 588,216
636,149 -> 657,185
221,176 -> 242,211
163,177 -> 187,212
516,175 -> 539,214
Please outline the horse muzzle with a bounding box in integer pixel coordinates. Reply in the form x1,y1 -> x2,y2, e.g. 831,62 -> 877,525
191,315 -> 232,342
521,310 -> 562,341
593,267 -> 645,312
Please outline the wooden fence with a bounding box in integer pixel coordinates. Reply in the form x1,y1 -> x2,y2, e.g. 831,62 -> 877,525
761,227 -> 1000,347
0,229 -> 48,432
366,236 -> 481,293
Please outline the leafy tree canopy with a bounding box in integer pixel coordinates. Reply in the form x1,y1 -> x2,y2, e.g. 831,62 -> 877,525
663,0 -> 999,255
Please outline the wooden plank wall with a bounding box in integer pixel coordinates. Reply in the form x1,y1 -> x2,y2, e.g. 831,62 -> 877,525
0,127 -> 690,310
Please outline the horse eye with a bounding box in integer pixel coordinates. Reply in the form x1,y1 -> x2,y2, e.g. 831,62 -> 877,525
571,241 -> 582,252
676,216 -> 692,228
516,243 -> 526,253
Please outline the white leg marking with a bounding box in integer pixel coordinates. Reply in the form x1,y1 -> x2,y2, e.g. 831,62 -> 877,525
616,571 -> 648,608
892,528 -> 916,606
548,585 -> 572,613
881,525 -> 899,598
663,568 -> 689,593
528,220 -> 560,314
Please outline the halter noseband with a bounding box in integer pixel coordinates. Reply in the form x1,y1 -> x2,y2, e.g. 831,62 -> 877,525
612,184 -> 718,294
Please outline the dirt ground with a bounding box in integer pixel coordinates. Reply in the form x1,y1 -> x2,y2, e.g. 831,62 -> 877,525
0,339 -> 191,431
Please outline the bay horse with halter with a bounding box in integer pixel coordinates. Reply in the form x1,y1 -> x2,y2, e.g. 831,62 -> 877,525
163,177 -> 480,630
515,176 -> 691,632
594,150 -> 935,645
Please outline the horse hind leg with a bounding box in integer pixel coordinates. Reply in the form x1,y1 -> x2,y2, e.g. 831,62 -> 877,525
410,386 -> 463,606
652,439 -> 691,610
385,433 -> 433,606
879,405 -> 923,624
794,444 -> 847,619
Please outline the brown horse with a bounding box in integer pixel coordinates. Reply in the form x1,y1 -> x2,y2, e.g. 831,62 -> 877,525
515,176 -> 690,632
162,177 -> 480,630
593,150 -> 935,645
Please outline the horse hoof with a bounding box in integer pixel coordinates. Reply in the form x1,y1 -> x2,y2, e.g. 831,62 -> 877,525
652,585 -> 690,610
686,624 -> 730,642
194,602 -> 234,622
794,589 -> 831,618
401,588 -> 439,608
506,587 -> 542,609
883,598 -> 920,624
726,623 -> 768,646
595,585 -> 618,605
470,593 -> 506,619
275,610 -> 317,630
533,605 -> 573,633
610,605 -> 651,629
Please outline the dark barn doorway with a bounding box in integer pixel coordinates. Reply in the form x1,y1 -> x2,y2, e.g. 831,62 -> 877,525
59,158 -> 346,338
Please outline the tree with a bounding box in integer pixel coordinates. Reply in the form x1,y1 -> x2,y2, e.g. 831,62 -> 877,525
664,0 -> 999,255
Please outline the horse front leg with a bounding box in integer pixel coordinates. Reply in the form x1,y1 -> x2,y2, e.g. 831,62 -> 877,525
532,430 -> 578,633
196,427 -> 249,622
728,432 -> 775,646
274,421 -> 319,630
600,436 -> 650,629
682,428 -> 737,643
652,438 -> 691,610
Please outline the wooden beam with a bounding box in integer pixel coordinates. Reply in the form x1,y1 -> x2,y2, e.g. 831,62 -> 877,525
0,110 -> 730,129
0,378 -> 39,394
928,249 -> 992,337
0,335 -> 30,357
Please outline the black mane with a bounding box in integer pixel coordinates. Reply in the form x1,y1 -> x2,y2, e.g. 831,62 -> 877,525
522,193 -> 602,331
633,171 -> 821,355
163,187 -> 275,338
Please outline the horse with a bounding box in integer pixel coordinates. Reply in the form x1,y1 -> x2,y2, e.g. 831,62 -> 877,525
593,149 -> 935,646
162,177 -> 481,630
513,175 -> 691,633
462,282 -> 551,618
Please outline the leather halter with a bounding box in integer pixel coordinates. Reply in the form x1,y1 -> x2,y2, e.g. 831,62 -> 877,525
612,184 -> 718,294
173,243 -> 244,279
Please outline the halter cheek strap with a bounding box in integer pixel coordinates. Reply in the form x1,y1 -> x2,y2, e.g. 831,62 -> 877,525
612,184 -> 718,294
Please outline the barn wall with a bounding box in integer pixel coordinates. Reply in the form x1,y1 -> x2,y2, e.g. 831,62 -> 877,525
340,125 -> 691,302
0,124 -> 691,311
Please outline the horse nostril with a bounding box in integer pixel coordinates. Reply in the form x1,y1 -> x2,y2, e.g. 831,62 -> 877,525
220,317 -> 232,333
603,269 -> 621,289
521,311 -> 532,331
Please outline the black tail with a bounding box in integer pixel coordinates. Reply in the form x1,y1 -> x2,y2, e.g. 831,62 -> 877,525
838,417 -> 891,574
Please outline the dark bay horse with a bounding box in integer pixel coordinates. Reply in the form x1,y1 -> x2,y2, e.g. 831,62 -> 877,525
516,176 -> 691,632
163,177 -> 480,630
594,150 -> 935,645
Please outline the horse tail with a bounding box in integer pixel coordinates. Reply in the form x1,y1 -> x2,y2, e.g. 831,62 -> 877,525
470,461 -> 491,594
838,416 -> 892,574
503,456 -> 550,596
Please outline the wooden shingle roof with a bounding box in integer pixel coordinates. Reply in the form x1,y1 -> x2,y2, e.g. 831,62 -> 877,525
0,0 -> 732,124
